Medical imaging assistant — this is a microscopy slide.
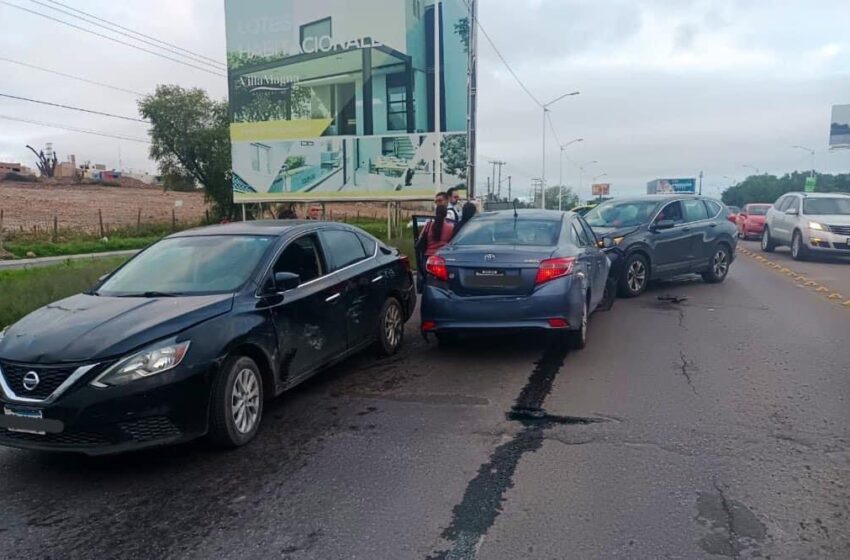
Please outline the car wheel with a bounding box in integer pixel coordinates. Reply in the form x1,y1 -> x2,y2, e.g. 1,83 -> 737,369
208,355 -> 264,448
761,227 -> 776,252
568,297 -> 588,350
618,253 -> 649,298
702,245 -> 731,284
375,297 -> 405,356
791,230 -> 808,261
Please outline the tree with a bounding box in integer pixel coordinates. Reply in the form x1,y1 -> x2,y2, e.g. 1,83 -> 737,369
139,85 -> 234,218
545,185 -> 579,210
441,134 -> 467,181
454,17 -> 470,53
26,145 -> 57,178
721,171 -> 850,207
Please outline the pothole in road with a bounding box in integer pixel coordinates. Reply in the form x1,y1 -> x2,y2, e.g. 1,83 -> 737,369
507,407 -> 608,426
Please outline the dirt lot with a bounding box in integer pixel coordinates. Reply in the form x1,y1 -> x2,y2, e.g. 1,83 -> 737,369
0,181 -> 208,234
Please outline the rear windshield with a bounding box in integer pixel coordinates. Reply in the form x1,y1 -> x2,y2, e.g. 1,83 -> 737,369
452,219 -> 562,247
803,198 -> 850,215
747,205 -> 770,215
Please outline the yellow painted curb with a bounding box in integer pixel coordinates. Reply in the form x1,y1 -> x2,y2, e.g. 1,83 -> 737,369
843,300 -> 850,307
805,281 -> 818,287
828,293 -> 843,300
815,287 -> 829,293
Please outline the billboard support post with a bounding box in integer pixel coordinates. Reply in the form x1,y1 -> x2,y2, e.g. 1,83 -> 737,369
466,0 -> 478,198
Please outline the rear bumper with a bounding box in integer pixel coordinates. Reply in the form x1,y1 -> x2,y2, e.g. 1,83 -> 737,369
421,276 -> 584,332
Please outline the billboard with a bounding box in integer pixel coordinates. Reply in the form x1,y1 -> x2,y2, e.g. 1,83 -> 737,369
591,183 -> 610,197
647,178 -> 696,195
224,0 -> 471,201
829,104 -> 850,149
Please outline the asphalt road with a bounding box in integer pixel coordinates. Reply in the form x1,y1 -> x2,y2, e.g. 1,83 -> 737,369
1,252 -> 848,559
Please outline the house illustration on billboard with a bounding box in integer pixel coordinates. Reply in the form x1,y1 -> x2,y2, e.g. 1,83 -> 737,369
226,0 -> 468,141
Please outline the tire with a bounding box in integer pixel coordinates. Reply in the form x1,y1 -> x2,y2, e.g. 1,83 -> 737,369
208,355 -> 264,448
375,297 -> 405,356
618,253 -> 649,298
761,227 -> 776,252
598,276 -> 617,312
791,230 -> 808,261
702,244 -> 731,284
567,297 -> 588,350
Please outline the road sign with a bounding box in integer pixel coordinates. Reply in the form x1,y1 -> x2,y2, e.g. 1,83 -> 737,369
805,177 -> 817,193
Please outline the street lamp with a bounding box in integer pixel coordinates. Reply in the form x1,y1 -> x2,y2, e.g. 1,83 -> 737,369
577,160 -> 598,200
558,138 -> 584,211
792,145 -> 816,178
541,91 -> 580,209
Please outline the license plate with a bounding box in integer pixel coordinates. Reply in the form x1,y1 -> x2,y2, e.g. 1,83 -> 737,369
4,406 -> 45,435
475,269 -> 505,277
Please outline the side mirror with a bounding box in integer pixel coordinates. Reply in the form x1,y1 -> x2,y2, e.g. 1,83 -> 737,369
274,272 -> 301,292
599,237 -> 614,249
785,208 -> 799,216
652,219 -> 675,231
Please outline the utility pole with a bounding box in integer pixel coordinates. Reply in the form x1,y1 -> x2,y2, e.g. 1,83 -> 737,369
489,160 -> 506,199
507,176 -> 512,201
699,170 -> 704,195
465,0 -> 478,198
486,176 -> 491,197
531,178 -> 544,208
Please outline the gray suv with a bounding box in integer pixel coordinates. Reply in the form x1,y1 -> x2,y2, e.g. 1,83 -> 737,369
762,192 -> 850,260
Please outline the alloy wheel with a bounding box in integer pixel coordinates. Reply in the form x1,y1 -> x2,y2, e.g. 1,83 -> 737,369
231,368 -> 260,434
792,234 -> 801,259
384,302 -> 403,350
761,230 -> 770,250
627,260 -> 647,293
713,249 -> 729,278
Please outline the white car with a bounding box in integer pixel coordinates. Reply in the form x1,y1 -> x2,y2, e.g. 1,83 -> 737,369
762,192 -> 850,260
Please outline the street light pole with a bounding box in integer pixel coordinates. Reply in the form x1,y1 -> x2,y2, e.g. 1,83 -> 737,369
558,138 -> 583,211
792,145 -> 816,178
541,91 -> 580,209
577,160 -> 598,201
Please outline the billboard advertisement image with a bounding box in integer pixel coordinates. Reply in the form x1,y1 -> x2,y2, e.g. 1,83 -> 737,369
591,183 -> 610,197
224,0 -> 471,201
647,178 -> 696,195
829,104 -> 850,149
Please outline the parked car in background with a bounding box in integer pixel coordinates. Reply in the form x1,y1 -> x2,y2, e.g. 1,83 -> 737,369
421,210 -> 609,349
584,195 -> 738,297
736,203 -> 772,239
762,192 -> 850,260
0,221 -> 415,455
725,205 -> 741,225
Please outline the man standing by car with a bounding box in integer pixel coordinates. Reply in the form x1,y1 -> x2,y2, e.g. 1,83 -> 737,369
446,187 -> 462,222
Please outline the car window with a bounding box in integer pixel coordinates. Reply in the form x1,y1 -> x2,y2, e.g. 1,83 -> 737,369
803,197 -> 850,215
777,196 -> 793,212
787,197 -> 801,213
578,217 -> 598,245
683,199 -> 709,222
704,200 -> 723,217
357,233 -> 378,256
747,205 -> 770,216
585,200 -> 659,228
320,230 -> 369,271
452,218 -> 562,247
775,196 -> 789,210
273,234 -> 325,284
656,201 -> 685,224
571,222 -> 591,247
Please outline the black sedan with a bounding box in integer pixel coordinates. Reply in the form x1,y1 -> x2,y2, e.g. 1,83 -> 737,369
584,195 -> 737,297
0,221 -> 415,454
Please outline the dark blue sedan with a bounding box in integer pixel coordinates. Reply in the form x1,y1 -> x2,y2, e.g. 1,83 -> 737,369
420,210 -> 610,349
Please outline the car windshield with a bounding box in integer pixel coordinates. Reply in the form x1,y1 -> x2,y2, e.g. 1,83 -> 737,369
452,218 -> 561,246
728,206 -> 741,213
748,205 -> 770,215
96,235 -> 276,296
584,200 -> 660,228
803,197 -> 850,215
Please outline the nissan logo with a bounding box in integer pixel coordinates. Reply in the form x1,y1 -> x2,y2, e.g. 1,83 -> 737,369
22,371 -> 40,392
484,254 -> 496,261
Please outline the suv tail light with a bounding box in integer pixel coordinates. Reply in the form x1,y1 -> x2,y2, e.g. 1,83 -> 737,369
426,255 -> 449,281
535,257 -> 576,285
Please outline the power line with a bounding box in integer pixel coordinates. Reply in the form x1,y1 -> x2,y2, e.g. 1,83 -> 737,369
0,0 -> 227,78
40,0 -> 225,69
457,0 -> 541,107
0,93 -> 149,123
0,114 -> 150,143
29,0 -> 226,71
0,56 -> 146,97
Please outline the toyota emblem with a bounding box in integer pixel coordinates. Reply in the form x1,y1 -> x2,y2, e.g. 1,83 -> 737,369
484,254 -> 496,261
22,371 -> 40,392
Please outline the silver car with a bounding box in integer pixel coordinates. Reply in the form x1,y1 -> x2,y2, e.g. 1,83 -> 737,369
762,192 -> 850,260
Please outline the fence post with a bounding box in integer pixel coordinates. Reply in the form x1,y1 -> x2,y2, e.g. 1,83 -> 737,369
137,208 -> 142,230
52,214 -> 58,243
98,209 -> 104,238
0,209 -> 5,254
172,209 -> 177,231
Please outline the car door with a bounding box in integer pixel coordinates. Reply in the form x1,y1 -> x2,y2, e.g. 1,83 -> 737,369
264,233 -> 346,385
681,198 -> 712,270
649,200 -> 692,277
318,228 -> 381,351
577,216 -> 609,307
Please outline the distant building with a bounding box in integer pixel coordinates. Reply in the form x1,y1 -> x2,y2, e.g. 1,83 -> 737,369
0,162 -> 25,174
54,155 -> 78,179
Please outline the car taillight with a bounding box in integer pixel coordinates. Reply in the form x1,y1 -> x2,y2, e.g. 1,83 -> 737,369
426,255 -> 449,281
535,257 -> 576,285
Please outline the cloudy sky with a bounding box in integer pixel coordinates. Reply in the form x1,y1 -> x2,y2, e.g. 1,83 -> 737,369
1,0 -> 848,200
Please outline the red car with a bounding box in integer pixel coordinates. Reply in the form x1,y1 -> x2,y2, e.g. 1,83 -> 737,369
736,203 -> 772,239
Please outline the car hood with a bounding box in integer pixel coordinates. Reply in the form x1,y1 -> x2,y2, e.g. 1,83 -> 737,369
589,225 -> 641,238
811,215 -> 850,226
0,293 -> 234,364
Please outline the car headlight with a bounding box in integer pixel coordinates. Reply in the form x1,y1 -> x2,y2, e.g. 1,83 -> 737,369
91,340 -> 191,387
808,221 -> 828,231
613,236 -> 626,246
